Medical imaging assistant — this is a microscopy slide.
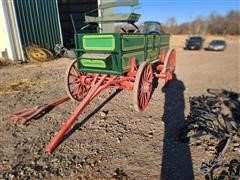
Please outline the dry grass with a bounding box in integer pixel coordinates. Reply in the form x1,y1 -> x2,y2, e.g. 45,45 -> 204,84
0,78 -> 51,94
0,57 -> 15,67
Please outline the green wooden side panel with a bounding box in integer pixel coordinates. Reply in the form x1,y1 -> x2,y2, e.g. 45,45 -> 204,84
74,32 -> 170,75
80,58 -> 109,68
74,33 -> 122,75
82,34 -> 115,51
122,51 -> 145,71
145,34 -> 162,61
122,35 -> 145,51
75,33 -> 121,52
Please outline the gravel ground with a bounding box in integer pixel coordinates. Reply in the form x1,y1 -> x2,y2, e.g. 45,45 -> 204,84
0,36 -> 239,179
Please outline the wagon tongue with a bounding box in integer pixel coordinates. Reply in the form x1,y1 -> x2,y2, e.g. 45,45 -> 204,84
6,96 -> 70,125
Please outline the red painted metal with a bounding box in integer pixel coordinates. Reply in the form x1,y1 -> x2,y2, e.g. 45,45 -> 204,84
160,49 -> 166,63
156,48 -> 176,86
45,75 -> 117,153
127,57 -> 137,77
165,49 -> 176,82
156,64 -> 164,71
7,96 -> 70,125
133,61 -> 153,112
65,60 -> 92,101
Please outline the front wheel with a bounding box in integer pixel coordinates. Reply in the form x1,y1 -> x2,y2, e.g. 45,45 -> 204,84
65,60 -> 91,101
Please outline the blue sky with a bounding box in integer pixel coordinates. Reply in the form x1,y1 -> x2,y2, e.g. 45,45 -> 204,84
116,0 -> 240,24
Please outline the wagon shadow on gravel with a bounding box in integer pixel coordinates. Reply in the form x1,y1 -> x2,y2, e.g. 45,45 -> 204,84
160,74 -> 194,180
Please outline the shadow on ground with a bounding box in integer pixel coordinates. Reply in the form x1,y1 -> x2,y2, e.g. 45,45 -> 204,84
160,75 -> 194,179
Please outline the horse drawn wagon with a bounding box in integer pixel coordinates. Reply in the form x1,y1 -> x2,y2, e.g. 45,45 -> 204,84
8,0 -> 176,153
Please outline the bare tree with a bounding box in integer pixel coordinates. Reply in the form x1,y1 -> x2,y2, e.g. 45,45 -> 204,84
225,10 -> 240,35
114,10 -> 240,35
165,17 -> 177,34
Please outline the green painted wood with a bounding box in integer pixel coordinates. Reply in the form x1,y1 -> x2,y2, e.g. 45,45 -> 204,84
14,0 -> 61,50
74,32 -> 170,75
122,34 -> 145,51
82,34 -> 115,51
122,51 -> 145,71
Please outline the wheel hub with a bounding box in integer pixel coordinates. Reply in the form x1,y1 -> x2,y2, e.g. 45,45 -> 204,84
142,80 -> 151,92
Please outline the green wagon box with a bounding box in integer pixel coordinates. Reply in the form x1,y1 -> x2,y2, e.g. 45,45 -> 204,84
75,33 -> 170,75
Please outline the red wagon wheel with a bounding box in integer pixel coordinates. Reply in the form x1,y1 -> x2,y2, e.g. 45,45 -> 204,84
166,48 -> 176,78
159,48 -> 176,86
133,61 -> 153,112
65,60 -> 92,101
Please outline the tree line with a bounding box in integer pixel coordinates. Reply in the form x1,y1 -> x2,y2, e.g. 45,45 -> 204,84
163,10 -> 240,35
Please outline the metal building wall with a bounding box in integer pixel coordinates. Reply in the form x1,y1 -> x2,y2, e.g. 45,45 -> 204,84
14,0 -> 62,50
0,0 -> 24,61
0,0 -> 112,61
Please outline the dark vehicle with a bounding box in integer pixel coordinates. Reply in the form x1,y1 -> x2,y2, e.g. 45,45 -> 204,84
184,36 -> 204,50
205,40 -> 226,51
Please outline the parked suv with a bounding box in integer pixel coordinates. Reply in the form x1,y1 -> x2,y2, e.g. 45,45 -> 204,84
184,36 -> 204,50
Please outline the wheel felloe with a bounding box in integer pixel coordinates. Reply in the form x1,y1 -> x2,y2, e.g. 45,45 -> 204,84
65,60 -> 91,101
159,49 -> 176,87
133,61 -> 153,112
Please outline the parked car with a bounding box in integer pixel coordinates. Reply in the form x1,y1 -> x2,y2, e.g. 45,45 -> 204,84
184,36 -> 204,50
205,40 -> 226,51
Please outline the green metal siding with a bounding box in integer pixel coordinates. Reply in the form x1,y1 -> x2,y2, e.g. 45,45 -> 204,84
14,0 -> 61,50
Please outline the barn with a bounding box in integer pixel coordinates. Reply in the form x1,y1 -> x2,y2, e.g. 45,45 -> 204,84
0,0 -> 112,61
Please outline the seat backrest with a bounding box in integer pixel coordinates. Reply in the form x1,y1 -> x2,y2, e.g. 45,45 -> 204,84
99,0 -> 138,9
85,13 -> 140,23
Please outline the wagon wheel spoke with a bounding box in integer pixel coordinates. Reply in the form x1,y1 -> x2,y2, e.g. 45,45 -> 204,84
133,61 -> 153,112
65,60 -> 91,101
70,84 -> 79,95
72,64 -> 80,75
69,72 -> 78,78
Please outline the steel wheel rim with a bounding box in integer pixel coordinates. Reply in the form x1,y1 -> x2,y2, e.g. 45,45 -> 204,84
166,49 -> 176,82
133,61 -> 153,112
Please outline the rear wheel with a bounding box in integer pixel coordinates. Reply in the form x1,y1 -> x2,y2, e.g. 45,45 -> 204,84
133,61 -> 153,112
159,49 -> 176,86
